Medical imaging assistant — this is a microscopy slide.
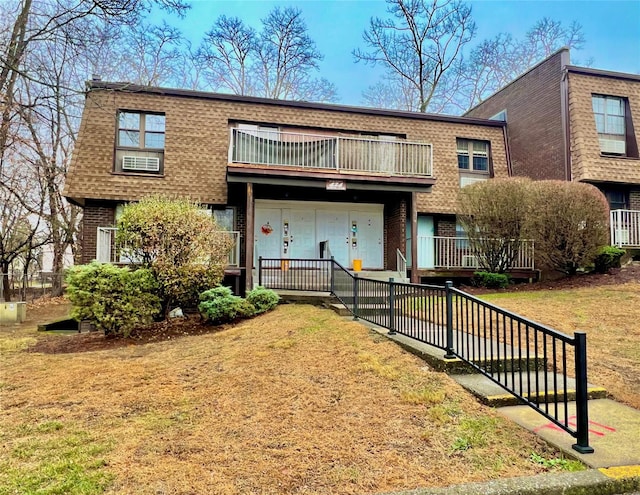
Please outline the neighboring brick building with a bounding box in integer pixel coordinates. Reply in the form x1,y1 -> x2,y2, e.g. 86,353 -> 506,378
64,81 -> 529,288
466,48 -> 640,247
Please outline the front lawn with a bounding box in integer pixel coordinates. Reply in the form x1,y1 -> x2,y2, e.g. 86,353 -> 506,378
0,302 -> 570,495
481,282 -> 640,410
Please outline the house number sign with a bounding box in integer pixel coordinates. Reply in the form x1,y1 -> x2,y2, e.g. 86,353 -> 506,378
326,180 -> 346,191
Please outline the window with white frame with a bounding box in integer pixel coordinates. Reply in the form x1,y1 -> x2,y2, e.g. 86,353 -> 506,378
457,138 -> 489,172
592,95 -> 626,155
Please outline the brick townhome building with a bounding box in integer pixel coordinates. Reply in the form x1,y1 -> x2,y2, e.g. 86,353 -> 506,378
466,48 -> 640,248
64,81 -> 536,290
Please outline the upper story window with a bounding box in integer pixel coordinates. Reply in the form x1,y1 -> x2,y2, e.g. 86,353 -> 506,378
457,139 -> 489,172
118,112 -> 165,149
592,95 -> 626,155
115,111 -> 165,175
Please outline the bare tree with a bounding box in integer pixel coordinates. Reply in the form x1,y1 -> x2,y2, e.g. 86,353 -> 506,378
0,0 -> 190,287
0,155 -> 49,301
197,7 -> 338,102
441,17 -> 587,114
197,15 -> 257,95
354,0 -> 476,112
121,20 -> 188,86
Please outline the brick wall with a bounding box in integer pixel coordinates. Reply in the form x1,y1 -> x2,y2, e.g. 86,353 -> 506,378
436,217 -> 456,237
81,201 -> 116,263
630,190 -> 640,210
384,198 -> 407,270
466,49 -> 568,181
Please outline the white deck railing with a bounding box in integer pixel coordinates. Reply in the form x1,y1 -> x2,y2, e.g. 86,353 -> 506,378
230,128 -> 433,177
416,236 -> 535,270
96,227 -> 241,267
610,209 -> 640,247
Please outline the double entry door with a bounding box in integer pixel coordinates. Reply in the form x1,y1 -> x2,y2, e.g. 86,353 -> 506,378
254,200 -> 383,269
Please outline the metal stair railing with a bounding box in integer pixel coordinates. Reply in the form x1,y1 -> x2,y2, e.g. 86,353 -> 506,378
258,257 -> 594,454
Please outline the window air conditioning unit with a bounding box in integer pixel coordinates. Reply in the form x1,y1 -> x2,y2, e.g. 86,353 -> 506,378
462,255 -> 478,268
599,138 -> 626,155
122,156 -> 160,172
460,176 -> 487,188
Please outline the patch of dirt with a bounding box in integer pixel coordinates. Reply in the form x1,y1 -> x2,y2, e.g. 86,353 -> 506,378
29,317 -> 232,354
463,262 -> 640,294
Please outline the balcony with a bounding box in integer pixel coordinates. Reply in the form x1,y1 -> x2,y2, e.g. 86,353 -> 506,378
610,209 -> 640,247
416,236 -> 535,270
96,227 -> 241,267
229,128 -> 433,177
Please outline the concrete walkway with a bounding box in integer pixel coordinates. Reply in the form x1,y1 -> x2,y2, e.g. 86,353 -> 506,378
277,292 -> 640,493
356,318 -> 640,493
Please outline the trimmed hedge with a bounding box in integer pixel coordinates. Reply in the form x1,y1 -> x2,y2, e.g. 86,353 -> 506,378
473,271 -> 510,289
65,262 -> 161,337
594,246 -> 625,274
198,286 -> 255,324
246,286 -> 280,314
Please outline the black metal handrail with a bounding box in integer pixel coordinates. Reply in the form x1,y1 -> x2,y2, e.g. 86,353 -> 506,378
257,257 -> 593,453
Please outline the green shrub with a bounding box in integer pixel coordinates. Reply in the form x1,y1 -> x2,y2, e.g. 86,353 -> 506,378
198,286 -> 255,324
473,271 -> 510,289
594,246 -> 625,274
65,262 -> 161,337
246,286 -> 280,314
116,196 -> 234,315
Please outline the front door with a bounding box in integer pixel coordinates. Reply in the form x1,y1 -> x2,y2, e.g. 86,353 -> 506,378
316,210 -> 349,266
254,208 -> 282,260
284,209 -> 316,259
417,215 -> 435,269
350,210 -> 383,269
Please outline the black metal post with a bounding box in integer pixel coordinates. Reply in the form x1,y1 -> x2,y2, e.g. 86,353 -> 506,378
572,331 -> 594,454
444,281 -> 456,359
330,256 -> 335,295
258,257 -> 263,287
388,278 -> 396,335
353,273 -> 359,321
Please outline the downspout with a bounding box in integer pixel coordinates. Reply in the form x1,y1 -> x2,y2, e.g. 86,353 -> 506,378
502,124 -> 513,177
560,60 -> 572,181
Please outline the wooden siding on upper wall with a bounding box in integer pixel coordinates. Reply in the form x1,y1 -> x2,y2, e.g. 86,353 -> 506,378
63,88 -> 510,215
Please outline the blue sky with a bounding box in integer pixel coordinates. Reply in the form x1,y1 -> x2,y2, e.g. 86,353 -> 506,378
166,0 -> 640,104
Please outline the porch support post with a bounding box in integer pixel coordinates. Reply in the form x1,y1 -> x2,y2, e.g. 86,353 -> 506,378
245,182 -> 255,293
410,192 -> 419,284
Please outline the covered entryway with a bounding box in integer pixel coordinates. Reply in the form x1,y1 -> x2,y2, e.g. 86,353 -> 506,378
255,200 -> 383,269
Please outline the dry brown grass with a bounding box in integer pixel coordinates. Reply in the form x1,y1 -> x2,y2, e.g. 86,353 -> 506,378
481,283 -> 640,410
1,302 -> 568,494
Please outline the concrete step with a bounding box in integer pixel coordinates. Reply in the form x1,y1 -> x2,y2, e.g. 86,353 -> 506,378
451,372 -> 607,407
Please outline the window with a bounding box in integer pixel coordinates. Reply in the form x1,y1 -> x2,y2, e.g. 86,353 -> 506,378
592,95 -> 626,155
604,190 -> 629,211
490,109 -> 507,122
237,123 -> 279,141
213,207 -> 235,231
455,221 -> 469,248
115,111 -> 165,174
457,139 -> 489,172
118,112 -> 165,149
